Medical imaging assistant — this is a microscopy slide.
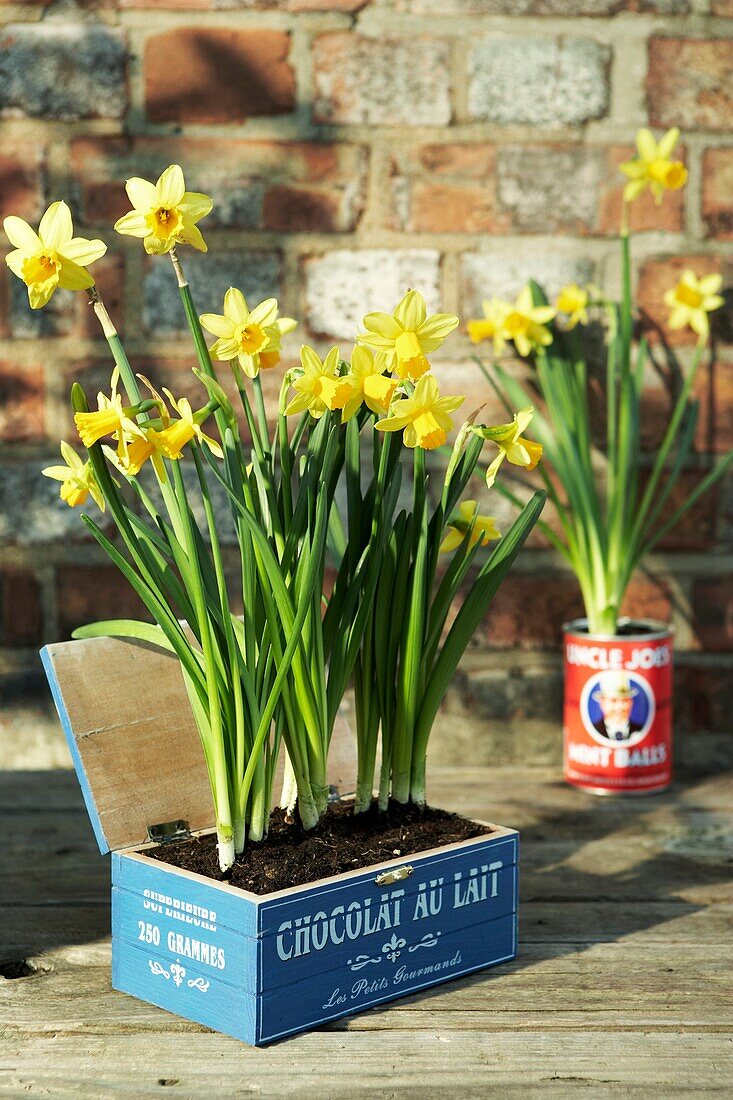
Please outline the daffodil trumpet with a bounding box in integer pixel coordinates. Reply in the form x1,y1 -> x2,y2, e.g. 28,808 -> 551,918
472,131 -> 732,636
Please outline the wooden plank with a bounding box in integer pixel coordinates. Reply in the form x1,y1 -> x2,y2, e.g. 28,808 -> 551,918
1,1032 -> 730,1097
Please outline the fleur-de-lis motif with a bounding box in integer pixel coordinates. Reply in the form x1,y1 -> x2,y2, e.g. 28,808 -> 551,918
170,961 -> 186,988
382,933 -> 407,963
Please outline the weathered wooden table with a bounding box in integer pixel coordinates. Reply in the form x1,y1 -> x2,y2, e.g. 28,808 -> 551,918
2,763 -> 732,1096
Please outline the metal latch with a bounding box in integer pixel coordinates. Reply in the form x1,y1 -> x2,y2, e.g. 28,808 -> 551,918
375,865 -> 413,886
146,819 -> 191,845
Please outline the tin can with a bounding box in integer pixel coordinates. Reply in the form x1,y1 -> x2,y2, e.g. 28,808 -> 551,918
563,618 -> 673,795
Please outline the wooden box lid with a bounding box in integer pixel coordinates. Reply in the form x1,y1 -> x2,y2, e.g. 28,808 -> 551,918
41,636 -> 356,855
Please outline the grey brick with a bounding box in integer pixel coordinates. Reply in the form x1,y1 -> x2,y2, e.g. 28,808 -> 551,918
143,252 -> 281,336
469,37 -> 611,126
0,24 -> 127,121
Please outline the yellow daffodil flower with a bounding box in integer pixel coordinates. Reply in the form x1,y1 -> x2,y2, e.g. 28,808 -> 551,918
555,283 -> 589,330
114,165 -> 213,255
375,374 -> 464,450
467,298 -> 511,355
440,500 -> 501,553
663,270 -> 724,344
3,201 -> 106,310
473,407 -> 543,488
285,346 -> 352,419
110,428 -> 169,479
358,290 -> 459,382
154,391 -> 224,459
42,442 -> 105,511
503,287 -> 555,357
74,370 -> 141,453
199,288 -> 296,379
619,128 -> 688,205
339,347 -> 398,422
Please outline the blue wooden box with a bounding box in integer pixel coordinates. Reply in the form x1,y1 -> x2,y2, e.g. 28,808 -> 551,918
42,636 -> 519,1045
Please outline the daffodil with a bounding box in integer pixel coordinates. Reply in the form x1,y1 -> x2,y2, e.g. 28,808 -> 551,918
619,128 -> 688,205
440,501 -> 501,553
663,270 -> 724,343
339,347 -> 398,422
3,201 -> 106,310
503,287 -> 555,357
284,346 -> 352,419
114,165 -> 213,255
555,283 -> 589,330
74,370 -> 141,454
473,408 -> 543,488
375,374 -> 464,450
358,290 -> 459,382
155,391 -> 224,459
42,442 -> 105,511
467,298 -> 511,355
199,288 -> 296,379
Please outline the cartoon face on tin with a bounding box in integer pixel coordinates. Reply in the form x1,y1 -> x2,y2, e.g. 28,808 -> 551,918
581,670 -> 655,748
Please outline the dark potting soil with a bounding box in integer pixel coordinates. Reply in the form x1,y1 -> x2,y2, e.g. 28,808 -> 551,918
146,800 -> 491,895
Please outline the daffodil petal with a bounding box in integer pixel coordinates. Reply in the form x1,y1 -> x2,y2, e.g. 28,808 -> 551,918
56,257 -> 94,291
698,273 -> 723,296
58,237 -> 107,266
4,249 -> 26,278
362,311 -> 402,339
439,528 -> 464,553
39,201 -> 73,249
125,177 -> 158,211
657,127 -> 680,160
3,215 -> 41,252
179,191 -> 213,222
285,391 -> 313,416
418,312 -> 459,341
636,128 -> 657,161
485,450 -> 505,488
114,211 -> 149,238
394,290 -> 427,331
248,298 -> 279,327
157,164 -> 185,207
177,221 -> 207,252
200,312 -> 236,338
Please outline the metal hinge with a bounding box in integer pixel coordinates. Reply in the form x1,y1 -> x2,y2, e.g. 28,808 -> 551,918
375,865 -> 413,886
146,819 -> 191,845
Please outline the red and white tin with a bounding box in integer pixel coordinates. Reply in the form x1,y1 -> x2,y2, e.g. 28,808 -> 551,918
563,618 -> 673,795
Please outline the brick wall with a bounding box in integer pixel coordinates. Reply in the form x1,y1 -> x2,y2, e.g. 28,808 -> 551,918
0,1 -> 732,753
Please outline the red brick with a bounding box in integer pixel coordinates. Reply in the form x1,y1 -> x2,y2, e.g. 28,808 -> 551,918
56,565 -> 150,638
1,569 -> 43,647
675,661 -> 733,733
415,143 -> 496,178
702,148 -> 733,240
648,38 -> 733,131
598,145 -> 685,235
263,183 -> 359,233
694,359 -> 733,454
144,29 -> 295,124
0,142 -> 46,223
637,254 -> 730,346
652,470 -> 719,551
691,577 -> 733,651
619,577 -> 672,624
482,574 -> 584,649
407,181 -> 506,234
0,362 -> 44,442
